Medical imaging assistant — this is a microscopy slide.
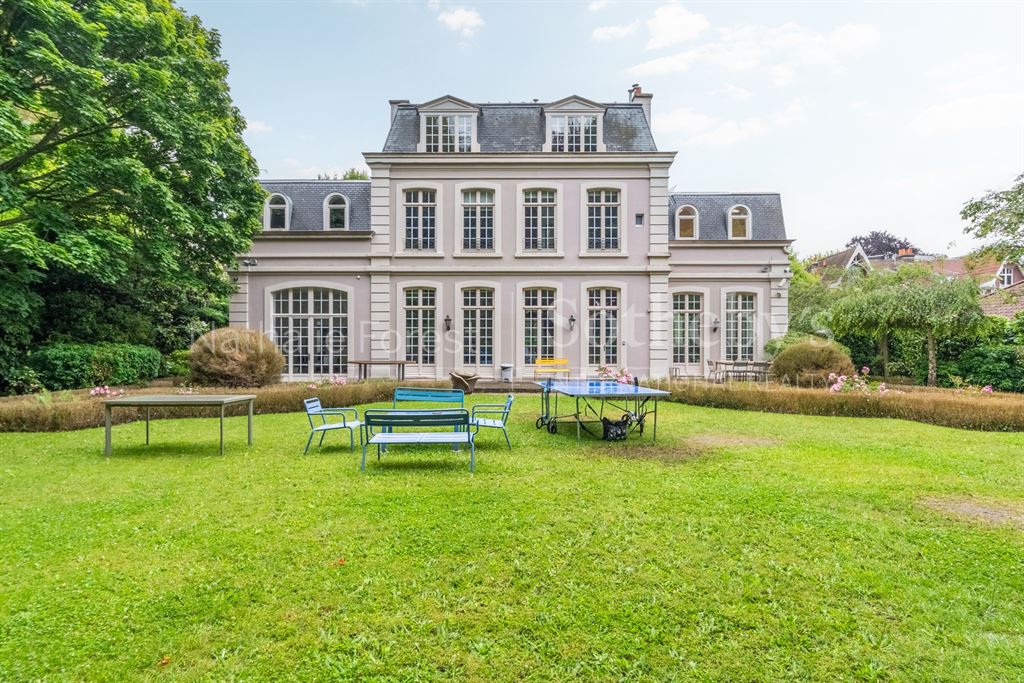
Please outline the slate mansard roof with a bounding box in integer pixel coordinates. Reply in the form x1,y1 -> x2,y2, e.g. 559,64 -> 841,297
383,102 -> 657,153
669,193 -> 788,241
261,180 -> 371,231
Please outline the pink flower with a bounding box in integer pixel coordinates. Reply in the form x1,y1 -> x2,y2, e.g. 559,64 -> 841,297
982,385 -> 993,394
861,366 -> 870,375
828,373 -> 837,381
307,383 -> 317,389
837,375 -> 847,383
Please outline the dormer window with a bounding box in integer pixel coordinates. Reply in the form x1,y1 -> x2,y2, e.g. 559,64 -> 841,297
551,115 -> 597,152
676,205 -> 698,239
324,194 -> 349,230
264,193 -> 290,230
425,114 -> 473,153
729,205 -> 751,239
998,265 -> 1013,287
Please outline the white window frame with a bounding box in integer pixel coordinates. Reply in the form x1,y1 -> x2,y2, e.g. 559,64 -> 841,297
454,182 -> 502,257
579,182 -> 628,257
998,265 -> 1013,287
721,289 -> 760,362
416,99 -> 480,153
670,290 -> 706,371
541,97 -> 607,153
263,280 -> 355,379
398,280 -> 444,378
516,182 -> 564,258
578,281 -> 625,371
395,182 -> 443,257
675,205 -> 699,240
458,280 -> 502,377
518,281 -> 563,375
264,193 -> 291,231
728,204 -> 752,240
322,193 -> 350,230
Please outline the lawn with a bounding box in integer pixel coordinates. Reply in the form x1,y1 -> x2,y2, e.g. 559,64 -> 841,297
0,394 -> 1021,681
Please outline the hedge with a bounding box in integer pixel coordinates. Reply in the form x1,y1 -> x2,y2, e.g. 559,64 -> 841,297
664,381 -> 1024,432
31,343 -> 163,390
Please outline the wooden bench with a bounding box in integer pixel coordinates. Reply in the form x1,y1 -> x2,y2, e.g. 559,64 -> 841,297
533,358 -> 570,379
361,409 -> 478,472
393,387 -> 464,408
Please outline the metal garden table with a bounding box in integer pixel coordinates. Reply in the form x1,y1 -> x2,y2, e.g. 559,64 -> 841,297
103,394 -> 256,456
534,380 -> 670,441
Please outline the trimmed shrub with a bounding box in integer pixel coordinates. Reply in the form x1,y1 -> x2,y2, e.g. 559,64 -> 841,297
956,345 -> 1024,393
765,332 -> 846,359
189,328 -> 285,387
770,339 -> 855,387
31,343 -> 163,390
163,350 -> 191,377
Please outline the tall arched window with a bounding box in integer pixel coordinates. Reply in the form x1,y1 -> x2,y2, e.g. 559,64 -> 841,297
265,194 -> 290,230
272,287 -> 348,376
324,194 -> 349,230
676,205 -> 698,239
729,205 -> 751,239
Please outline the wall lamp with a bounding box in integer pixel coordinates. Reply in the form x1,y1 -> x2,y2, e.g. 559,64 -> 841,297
444,315 -> 452,332
712,317 -> 720,333
568,315 -> 576,332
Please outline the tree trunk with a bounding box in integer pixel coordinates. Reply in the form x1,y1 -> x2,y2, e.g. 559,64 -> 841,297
926,330 -> 937,387
879,332 -> 890,377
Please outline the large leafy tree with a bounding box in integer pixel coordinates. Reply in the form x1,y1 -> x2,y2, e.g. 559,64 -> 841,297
961,173 -> 1024,259
0,0 -> 263,383
846,230 -> 915,259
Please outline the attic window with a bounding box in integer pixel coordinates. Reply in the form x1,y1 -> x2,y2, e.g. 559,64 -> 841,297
425,114 -> 473,153
729,205 -> 751,239
324,194 -> 349,230
551,115 -> 597,152
265,193 -> 290,230
999,265 -> 1013,287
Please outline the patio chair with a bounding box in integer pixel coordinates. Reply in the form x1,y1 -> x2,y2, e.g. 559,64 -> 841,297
470,394 -> 515,450
303,397 -> 361,453
706,359 -> 723,383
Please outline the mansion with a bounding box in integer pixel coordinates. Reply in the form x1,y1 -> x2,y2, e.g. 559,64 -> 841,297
230,86 -> 792,380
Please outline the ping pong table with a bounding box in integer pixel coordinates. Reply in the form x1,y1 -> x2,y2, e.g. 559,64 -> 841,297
534,379 -> 670,441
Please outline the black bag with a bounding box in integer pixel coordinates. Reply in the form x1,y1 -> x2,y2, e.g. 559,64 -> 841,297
601,415 -> 631,441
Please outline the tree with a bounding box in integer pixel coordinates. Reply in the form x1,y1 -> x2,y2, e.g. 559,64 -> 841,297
846,231 -> 915,259
961,173 -> 1024,259
316,168 -> 369,180
826,269 -> 900,375
0,0 -> 263,387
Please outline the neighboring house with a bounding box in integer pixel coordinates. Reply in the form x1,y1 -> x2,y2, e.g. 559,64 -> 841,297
868,248 -> 1022,292
980,280 -> 1024,319
807,243 -> 871,284
230,87 -> 793,380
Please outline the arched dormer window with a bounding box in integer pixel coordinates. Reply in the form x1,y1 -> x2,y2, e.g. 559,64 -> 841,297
728,205 -> 751,239
676,205 -> 698,239
264,193 -> 290,230
324,193 -> 349,230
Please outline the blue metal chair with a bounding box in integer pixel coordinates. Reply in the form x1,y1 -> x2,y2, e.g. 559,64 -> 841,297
303,397 -> 361,453
470,394 -> 515,450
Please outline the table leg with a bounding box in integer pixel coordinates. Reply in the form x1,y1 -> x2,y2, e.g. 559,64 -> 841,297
653,399 -> 658,442
220,404 -> 225,455
145,407 -> 150,446
104,406 -> 112,456
247,399 -> 253,446
399,364 -> 405,381
576,397 -> 581,441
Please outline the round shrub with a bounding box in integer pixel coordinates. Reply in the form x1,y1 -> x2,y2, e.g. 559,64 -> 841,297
770,339 -> 855,387
189,328 -> 284,387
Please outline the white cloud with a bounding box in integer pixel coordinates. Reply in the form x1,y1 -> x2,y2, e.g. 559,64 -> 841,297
436,7 -> 484,37
427,0 -> 441,9
646,3 -> 709,51
630,20 -> 879,81
654,97 -> 808,146
709,84 -> 753,101
588,0 -> 611,9
592,21 -> 639,41
246,120 -> 272,134
913,92 -> 1024,136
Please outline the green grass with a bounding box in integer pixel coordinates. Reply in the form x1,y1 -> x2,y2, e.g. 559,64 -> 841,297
0,394 -> 1022,681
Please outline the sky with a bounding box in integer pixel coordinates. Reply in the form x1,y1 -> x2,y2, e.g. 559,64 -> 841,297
178,0 -> 1024,258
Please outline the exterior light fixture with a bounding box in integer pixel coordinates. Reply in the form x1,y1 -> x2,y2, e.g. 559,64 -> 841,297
712,317 -> 720,333
444,315 -> 452,332
568,315 -> 576,331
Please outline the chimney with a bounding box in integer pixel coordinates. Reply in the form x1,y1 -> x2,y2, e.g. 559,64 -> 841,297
389,99 -> 409,123
628,83 -> 653,125
897,247 -> 915,259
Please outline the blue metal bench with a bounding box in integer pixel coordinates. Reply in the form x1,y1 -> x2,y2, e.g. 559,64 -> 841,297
393,387 -> 464,408
471,394 -> 514,450
303,397 -> 361,453
361,409 -> 478,472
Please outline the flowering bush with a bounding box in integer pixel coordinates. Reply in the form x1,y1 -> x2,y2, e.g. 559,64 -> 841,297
827,367 -> 888,395
596,366 -> 634,384
89,385 -> 125,398
306,376 -> 348,390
